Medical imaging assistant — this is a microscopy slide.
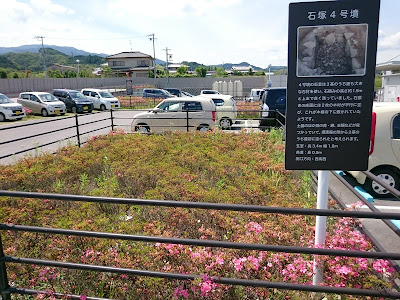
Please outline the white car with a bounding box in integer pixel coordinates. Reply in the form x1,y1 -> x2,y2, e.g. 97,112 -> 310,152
0,93 -> 26,121
246,88 -> 264,102
200,90 -> 220,95
348,102 -> 400,198
131,97 -> 216,133
17,92 -> 66,117
198,94 -> 237,130
81,88 -> 120,111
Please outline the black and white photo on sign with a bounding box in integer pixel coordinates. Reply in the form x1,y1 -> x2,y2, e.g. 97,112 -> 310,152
297,24 -> 368,77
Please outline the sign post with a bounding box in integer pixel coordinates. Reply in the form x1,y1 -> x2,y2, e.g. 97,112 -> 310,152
286,0 -> 380,285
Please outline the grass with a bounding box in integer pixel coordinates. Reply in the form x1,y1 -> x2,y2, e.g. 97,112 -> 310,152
0,129 -> 396,299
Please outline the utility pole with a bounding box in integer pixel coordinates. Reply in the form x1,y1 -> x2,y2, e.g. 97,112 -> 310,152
162,47 -> 172,86
35,36 -> 47,77
148,34 -> 157,79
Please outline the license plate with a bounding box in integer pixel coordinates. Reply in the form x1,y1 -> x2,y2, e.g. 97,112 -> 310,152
111,105 -> 115,108
55,110 -> 60,114
15,111 -> 21,115
83,106 -> 88,110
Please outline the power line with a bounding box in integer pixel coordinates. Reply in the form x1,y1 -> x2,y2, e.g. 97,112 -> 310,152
46,35 -> 149,41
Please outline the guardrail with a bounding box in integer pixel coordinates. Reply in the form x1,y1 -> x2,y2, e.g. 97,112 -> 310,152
0,189 -> 399,299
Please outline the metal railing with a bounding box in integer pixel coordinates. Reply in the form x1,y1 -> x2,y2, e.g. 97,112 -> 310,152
0,189 -> 399,299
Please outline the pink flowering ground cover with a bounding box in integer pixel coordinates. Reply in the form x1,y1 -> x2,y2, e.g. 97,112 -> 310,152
0,130 -> 396,299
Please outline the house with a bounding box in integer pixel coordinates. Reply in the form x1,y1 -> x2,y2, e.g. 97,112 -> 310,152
231,65 -> 253,74
376,61 -> 400,102
166,63 -> 189,74
105,51 -> 154,78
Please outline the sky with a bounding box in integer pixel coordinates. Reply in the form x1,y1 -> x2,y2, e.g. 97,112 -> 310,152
1,0 -> 399,68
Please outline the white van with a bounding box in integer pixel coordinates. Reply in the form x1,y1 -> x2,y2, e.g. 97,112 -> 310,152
199,94 -> 237,130
246,89 -> 264,102
81,88 -> 120,111
348,102 -> 400,198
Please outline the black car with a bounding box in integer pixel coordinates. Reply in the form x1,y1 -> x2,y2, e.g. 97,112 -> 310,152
142,88 -> 175,99
52,89 -> 93,113
259,87 -> 286,130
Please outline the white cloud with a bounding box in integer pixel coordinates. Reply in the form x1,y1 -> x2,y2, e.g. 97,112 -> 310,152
379,31 -> 400,50
29,0 -> 75,16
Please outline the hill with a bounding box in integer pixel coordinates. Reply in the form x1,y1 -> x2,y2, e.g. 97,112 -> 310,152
0,44 -> 108,57
0,48 -> 106,72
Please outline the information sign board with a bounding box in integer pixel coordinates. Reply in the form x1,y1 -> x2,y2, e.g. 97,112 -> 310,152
285,0 -> 380,170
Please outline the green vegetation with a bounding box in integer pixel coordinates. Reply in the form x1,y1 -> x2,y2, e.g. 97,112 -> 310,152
0,130 -> 396,299
0,47 -> 105,78
375,74 -> 382,89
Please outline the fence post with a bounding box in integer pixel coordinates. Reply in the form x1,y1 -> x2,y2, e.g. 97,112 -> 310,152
75,114 -> 81,148
186,110 -> 189,132
0,235 -> 11,300
110,109 -> 115,132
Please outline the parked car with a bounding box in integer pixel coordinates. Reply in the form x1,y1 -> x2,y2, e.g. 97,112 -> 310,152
131,97 -> 216,133
0,93 -> 26,121
52,89 -> 93,114
17,92 -> 66,117
164,88 -> 183,97
199,94 -> 237,129
200,90 -> 220,95
348,102 -> 400,198
246,88 -> 264,102
259,87 -> 287,130
142,88 -> 175,99
182,91 -> 194,97
81,88 -> 120,111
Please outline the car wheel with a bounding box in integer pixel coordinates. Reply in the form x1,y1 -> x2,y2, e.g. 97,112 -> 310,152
197,125 -> 209,132
41,109 -> 48,117
100,104 -> 106,111
72,107 -> 77,114
0,113 -> 5,122
364,168 -> 400,198
135,124 -> 150,133
219,118 -> 232,130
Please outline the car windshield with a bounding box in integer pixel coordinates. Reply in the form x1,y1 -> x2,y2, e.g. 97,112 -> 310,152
0,94 -> 13,104
69,91 -> 86,99
39,94 -> 59,102
99,91 -> 114,98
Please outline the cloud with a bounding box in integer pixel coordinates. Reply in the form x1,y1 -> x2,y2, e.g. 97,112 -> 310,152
29,0 -> 75,16
378,31 -> 400,51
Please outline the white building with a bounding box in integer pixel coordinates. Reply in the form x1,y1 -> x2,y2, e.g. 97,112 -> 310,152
376,61 -> 400,102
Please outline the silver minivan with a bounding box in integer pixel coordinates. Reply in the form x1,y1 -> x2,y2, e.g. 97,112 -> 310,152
17,92 -> 66,116
131,97 -> 216,133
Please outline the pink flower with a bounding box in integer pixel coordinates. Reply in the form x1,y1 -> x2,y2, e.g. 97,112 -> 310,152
80,296 -> 87,300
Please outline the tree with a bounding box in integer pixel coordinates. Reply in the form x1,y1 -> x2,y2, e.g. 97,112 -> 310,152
195,66 -> 207,77
102,65 -> 113,78
248,68 -> 254,76
215,67 -> 227,77
232,69 -> 242,76
0,69 -> 7,78
176,66 -> 188,76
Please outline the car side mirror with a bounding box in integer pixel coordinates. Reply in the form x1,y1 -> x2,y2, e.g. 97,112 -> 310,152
153,107 -> 161,113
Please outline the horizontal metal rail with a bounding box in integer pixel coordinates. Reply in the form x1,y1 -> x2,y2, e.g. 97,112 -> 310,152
1,224 -> 399,260
0,135 -> 78,160
0,124 -> 78,146
333,172 -> 400,237
362,170 -> 400,199
2,256 -> 399,299
0,115 -> 76,131
5,287 -> 112,300
0,190 -> 399,220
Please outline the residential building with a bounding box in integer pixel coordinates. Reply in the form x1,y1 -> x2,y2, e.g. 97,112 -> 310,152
105,51 -> 154,78
376,61 -> 400,102
167,63 -> 189,74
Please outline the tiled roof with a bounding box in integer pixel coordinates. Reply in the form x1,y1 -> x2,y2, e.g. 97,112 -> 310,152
106,52 -> 153,59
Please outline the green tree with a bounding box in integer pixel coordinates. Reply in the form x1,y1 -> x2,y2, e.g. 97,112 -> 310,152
176,66 -> 188,76
248,68 -> 254,76
12,72 -> 19,78
102,65 -> 113,78
215,67 -> 227,77
195,66 -> 207,77
232,69 -> 242,76
0,69 -> 8,78
254,70 -> 266,76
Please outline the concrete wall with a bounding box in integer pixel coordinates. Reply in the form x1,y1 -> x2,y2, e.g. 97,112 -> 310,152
0,75 -> 288,97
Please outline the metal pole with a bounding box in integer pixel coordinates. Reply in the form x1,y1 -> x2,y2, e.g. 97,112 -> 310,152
186,110 -> 189,132
110,109 -> 114,131
35,36 -> 47,77
149,34 -> 156,79
313,170 -> 330,285
75,114 -> 81,148
0,235 -> 11,300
